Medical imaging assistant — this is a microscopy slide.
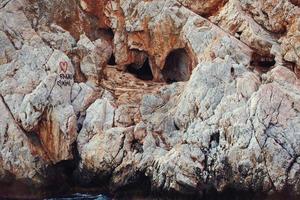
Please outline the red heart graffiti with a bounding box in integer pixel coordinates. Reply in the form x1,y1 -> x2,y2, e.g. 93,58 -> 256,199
59,61 -> 68,73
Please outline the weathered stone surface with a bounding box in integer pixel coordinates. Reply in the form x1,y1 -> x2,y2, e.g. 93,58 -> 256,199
77,98 -> 116,150
1,0 -> 300,198
211,0 -> 300,71
0,95 -> 48,183
71,82 -> 102,114
177,0 -> 228,16
280,18 -> 300,74
76,34 -> 112,85
79,0 -> 110,29
0,31 -> 16,65
239,0 -> 299,34
17,50 -> 77,163
114,104 -> 139,127
38,24 -> 76,54
24,0 -> 98,40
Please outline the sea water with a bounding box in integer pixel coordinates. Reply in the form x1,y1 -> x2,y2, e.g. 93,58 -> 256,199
46,193 -> 110,200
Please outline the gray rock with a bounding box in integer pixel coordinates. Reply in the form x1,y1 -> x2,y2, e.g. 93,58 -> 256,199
1,0 -> 300,197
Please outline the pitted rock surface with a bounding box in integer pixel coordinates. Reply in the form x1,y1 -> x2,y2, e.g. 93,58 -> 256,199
1,0 -> 300,198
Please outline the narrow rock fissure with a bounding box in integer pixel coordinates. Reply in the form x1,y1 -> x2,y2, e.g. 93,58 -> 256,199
0,0 -> 12,10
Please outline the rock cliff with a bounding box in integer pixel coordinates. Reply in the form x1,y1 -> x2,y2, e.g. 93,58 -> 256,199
0,0 -> 300,198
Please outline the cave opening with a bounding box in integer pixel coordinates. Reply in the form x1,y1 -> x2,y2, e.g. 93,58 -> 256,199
290,0 -> 300,7
108,53 -> 116,65
127,58 -> 153,81
104,28 -> 114,39
251,53 -> 276,73
162,48 -> 191,83
256,58 -> 276,68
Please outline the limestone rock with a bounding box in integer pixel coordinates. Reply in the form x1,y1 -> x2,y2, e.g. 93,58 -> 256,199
239,0 -> 299,34
280,18 -> 300,73
0,95 -> 48,183
0,31 -> 16,65
71,82 -> 102,114
1,0 -> 300,198
78,127 -> 129,180
77,98 -> 116,150
210,0 -> 278,57
114,104 -> 139,127
76,34 -> 112,85
18,50 -> 77,163
38,24 -> 76,54
79,0 -> 110,29
177,0 -> 228,16
25,0 -> 97,40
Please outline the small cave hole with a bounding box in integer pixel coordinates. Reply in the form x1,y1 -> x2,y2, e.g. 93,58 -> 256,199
127,58 -> 153,80
258,58 -> 276,68
93,27 -> 114,42
103,28 -> 114,40
131,139 -> 143,153
76,112 -> 86,133
236,31 -> 243,39
209,131 -> 220,148
290,0 -> 300,6
174,121 -> 180,131
108,53 -> 116,65
230,67 -> 235,76
251,53 -> 276,73
162,48 -> 191,83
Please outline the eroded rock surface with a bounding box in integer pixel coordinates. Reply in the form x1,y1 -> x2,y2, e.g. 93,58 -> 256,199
1,0 -> 300,198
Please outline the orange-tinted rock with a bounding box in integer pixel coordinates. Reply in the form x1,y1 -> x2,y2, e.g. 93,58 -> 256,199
105,0 -> 198,81
3,0 -> 300,196
24,0 -> 98,40
291,0 -> 300,6
80,0 -> 110,29
280,18 -> 300,70
239,0 -> 300,34
37,107 -> 77,163
177,0 -> 228,17
51,0 -> 95,40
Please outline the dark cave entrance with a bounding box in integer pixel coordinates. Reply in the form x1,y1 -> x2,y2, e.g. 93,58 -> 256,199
251,53 -> 276,73
127,58 -> 153,81
162,48 -> 191,83
290,0 -> 300,6
255,58 -> 276,68
108,53 -> 116,65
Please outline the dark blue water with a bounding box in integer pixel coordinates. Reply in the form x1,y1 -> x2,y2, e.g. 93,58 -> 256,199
46,193 -> 109,200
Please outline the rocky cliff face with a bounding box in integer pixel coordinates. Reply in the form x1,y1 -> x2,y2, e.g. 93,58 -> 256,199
0,0 -> 300,198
